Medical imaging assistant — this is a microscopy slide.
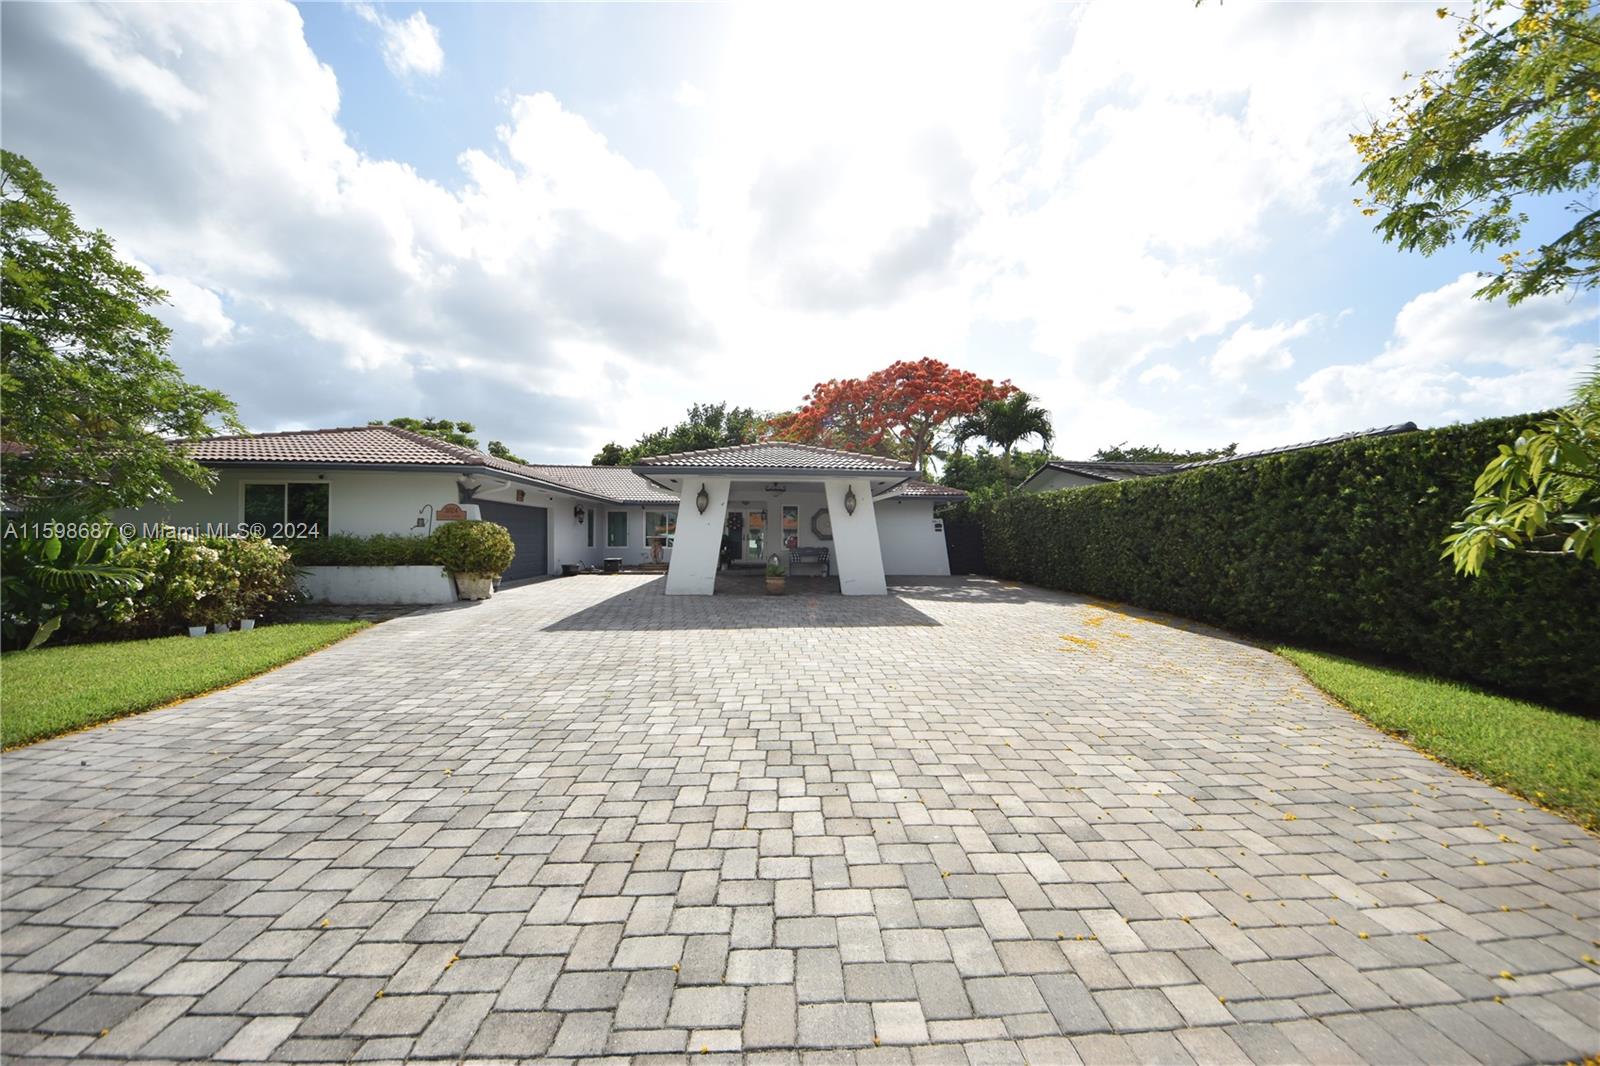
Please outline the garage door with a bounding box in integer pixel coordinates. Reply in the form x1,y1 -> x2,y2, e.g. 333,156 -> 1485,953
474,501 -> 548,580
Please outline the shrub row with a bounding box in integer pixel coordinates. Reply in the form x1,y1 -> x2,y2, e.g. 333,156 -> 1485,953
288,533 -> 437,567
286,522 -> 514,576
964,413 -> 1600,708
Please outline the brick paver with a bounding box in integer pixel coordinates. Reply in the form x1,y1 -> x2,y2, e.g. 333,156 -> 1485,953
2,574 -> 1597,1063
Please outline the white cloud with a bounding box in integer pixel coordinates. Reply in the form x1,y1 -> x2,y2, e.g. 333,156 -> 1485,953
4,0 -> 1583,466
1283,274 -> 1597,437
1139,362 -> 1181,387
1210,315 -> 1320,380
673,81 -> 706,108
353,3 -> 442,79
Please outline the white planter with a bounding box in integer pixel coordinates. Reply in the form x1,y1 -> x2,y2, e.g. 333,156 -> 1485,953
187,626 -> 207,638
455,573 -> 494,600
238,619 -> 256,631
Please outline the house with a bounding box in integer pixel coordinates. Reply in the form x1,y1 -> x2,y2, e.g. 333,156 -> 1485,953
1016,423 -> 1420,493
116,426 -> 964,597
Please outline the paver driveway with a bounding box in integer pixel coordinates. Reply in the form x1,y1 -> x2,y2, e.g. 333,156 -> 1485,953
3,575 -> 1597,1065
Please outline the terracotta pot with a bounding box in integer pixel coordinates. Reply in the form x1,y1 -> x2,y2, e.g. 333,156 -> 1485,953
765,576 -> 785,596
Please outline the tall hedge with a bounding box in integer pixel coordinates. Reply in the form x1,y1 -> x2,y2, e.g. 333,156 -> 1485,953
971,414 -> 1600,709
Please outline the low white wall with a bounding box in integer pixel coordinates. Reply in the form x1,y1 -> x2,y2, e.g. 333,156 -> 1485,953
298,566 -> 455,605
877,499 -> 952,576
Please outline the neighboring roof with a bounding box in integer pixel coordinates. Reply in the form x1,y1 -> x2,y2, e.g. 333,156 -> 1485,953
518,464 -> 678,505
1018,422 -> 1421,492
884,479 -> 968,500
1171,423 -> 1418,470
1032,460 -> 1180,483
633,441 -> 914,474
181,425 -> 674,505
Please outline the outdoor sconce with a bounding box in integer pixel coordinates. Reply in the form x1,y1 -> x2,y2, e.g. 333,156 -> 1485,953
843,486 -> 857,516
574,505 -> 585,523
695,483 -> 710,514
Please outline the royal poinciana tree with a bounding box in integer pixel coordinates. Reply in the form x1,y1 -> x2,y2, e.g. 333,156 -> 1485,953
772,358 -> 1013,472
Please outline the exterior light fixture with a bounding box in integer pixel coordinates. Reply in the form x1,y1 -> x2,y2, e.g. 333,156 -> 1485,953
695,483 -> 710,514
574,505 -> 585,522
843,486 -> 857,515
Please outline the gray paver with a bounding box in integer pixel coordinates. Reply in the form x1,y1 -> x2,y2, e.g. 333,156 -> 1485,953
1,574 -> 1595,1065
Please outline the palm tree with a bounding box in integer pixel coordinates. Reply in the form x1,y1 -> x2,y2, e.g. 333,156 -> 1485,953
956,391 -> 1054,459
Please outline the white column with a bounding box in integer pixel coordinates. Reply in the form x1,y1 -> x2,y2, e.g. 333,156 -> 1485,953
823,478 -> 887,595
666,477 -> 730,595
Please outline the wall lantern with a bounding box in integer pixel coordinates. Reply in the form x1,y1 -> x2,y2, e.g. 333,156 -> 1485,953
843,486 -> 857,516
574,505 -> 585,523
695,483 -> 710,515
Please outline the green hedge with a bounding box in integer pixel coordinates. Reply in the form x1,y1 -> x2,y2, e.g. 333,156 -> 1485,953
288,533 -> 440,567
970,414 -> 1600,708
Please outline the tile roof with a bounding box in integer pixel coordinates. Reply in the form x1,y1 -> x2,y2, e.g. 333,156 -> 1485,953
886,479 -> 968,500
182,426 -> 675,505
519,465 -> 679,505
633,441 -> 914,473
184,425 -> 480,465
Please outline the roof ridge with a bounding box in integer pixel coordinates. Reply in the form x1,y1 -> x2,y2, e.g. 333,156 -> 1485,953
636,439 -> 914,469
371,424 -> 488,462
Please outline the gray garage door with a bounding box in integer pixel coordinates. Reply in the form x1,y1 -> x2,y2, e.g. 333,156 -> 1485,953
474,500 -> 548,581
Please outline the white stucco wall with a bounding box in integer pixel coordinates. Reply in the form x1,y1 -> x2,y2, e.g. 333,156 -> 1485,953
875,499 -> 951,576
116,467 -> 462,537
298,566 -> 455,604
824,478 -> 888,596
666,477 -> 730,594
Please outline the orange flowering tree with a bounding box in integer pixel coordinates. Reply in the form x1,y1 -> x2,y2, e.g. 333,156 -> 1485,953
772,358 -> 1013,472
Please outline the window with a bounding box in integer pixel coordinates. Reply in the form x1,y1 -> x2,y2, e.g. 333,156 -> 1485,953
782,505 -> 799,549
645,511 -> 676,552
243,482 -> 329,536
586,508 -> 595,548
607,511 -> 629,547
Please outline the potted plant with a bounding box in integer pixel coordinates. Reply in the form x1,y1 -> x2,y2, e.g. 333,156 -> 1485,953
430,520 -> 516,601
765,554 -> 786,595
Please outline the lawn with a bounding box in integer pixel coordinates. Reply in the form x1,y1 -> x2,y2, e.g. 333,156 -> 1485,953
1280,647 -> 1600,831
0,622 -> 369,749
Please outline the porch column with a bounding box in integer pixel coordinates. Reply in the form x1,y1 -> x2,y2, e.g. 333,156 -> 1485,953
823,478 -> 887,596
666,477 -> 730,595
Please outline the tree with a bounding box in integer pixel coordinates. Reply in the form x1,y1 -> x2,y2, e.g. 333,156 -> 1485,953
487,440 -> 527,464
772,358 -> 1013,472
592,402 -> 766,465
1092,441 -> 1238,463
940,448 -> 1052,503
954,390 -> 1053,458
1443,359 -> 1599,573
373,417 -> 479,450
1352,0 -> 1600,304
1,151 -> 239,513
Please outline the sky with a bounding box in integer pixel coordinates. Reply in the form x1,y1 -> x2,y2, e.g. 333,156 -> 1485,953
3,1 -> 1596,464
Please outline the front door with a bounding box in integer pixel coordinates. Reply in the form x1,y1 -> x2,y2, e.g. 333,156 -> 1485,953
743,509 -> 766,562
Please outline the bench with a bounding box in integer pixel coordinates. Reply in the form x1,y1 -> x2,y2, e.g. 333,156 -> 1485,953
788,547 -> 831,577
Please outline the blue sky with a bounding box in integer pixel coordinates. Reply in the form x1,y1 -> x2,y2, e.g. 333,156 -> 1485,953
3,2 -> 1594,462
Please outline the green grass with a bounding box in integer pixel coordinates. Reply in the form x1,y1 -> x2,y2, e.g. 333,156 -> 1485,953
1,622 -> 369,749
1279,646 -> 1600,831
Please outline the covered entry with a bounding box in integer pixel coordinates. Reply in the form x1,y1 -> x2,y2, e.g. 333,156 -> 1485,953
474,499 -> 548,580
632,442 -> 916,596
